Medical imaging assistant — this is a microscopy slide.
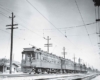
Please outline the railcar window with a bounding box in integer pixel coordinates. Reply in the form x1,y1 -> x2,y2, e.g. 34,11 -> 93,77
26,53 -> 30,61
22,54 -> 25,60
32,52 -> 35,59
26,51 -> 35,60
7,67 -> 10,70
37,53 -> 38,59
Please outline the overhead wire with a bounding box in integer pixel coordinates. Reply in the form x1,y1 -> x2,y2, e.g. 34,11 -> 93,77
0,4 -> 53,40
66,32 -> 97,37
0,4 -> 63,51
25,0 -> 82,51
57,22 -> 96,29
41,22 -> 96,30
0,12 -> 8,18
0,26 -> 35,48
0,28 -> 10,34
0,4 -> 11,13
75,0 -> 93,45
0,1 -> 97,54
18,23 -> 43,37
0,8 -> 62,51
0,11 -> 39,48
0,4 -> 97,38
26,0 -> 97,37
26,0 -> 100,55
26,0 -> 67,36
0,1 -> 99,65
25,0 -> 72,47
26,0 -> 100,54
0,4 -> 60,41
25,0 -> 87,50
0,5 -> 45,38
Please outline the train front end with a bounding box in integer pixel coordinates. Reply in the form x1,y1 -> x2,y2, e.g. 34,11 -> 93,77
21,47 -> 36,73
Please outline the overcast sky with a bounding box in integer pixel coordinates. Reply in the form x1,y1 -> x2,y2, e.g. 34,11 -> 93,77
0,0 -> 100,70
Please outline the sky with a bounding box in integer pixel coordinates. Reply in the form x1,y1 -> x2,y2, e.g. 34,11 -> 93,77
0,0 -> 100,70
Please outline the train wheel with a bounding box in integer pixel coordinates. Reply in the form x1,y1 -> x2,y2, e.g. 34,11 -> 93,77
37,68 -> 42,74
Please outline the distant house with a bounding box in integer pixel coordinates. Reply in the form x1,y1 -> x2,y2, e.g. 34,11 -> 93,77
0,58 -> 21,73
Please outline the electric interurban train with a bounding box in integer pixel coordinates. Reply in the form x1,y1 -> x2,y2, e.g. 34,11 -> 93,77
21,46 -> 91,74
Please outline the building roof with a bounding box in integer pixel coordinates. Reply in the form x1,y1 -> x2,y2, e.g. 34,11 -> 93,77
0,58 -> 20,67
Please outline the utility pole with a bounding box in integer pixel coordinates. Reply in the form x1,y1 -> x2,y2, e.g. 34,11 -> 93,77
62,47 -> 67,59
78,58 -> 81,72
44,36 -> 52,53
62,47 -> 67,73
6,12 -> 18,74
73,54 -> 76,73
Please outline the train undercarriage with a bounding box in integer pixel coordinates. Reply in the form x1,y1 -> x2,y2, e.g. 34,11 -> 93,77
22,67 -> 86,74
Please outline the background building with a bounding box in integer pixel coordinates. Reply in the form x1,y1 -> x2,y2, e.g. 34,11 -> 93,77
0,58 -> 21,73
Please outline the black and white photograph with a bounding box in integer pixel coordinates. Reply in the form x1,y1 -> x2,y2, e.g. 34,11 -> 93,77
0,0 -> 100,80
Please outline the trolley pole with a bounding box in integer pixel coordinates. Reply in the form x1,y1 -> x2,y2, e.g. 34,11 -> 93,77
6,12 -> 18,74
44,36 -> 52,53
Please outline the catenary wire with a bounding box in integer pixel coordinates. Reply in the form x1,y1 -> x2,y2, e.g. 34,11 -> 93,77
0,12 -> 40,48
26,0 -> 66,36
0,11 -> 64,51
26,0 -> 89,50
75,0 -> 93,45
0,4 -> 51,39
0,6 -> 46,39
0,4 -> 97,37
0,1 -> 97,56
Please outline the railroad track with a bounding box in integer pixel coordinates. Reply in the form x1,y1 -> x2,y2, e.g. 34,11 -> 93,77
0,73 -> 99,80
